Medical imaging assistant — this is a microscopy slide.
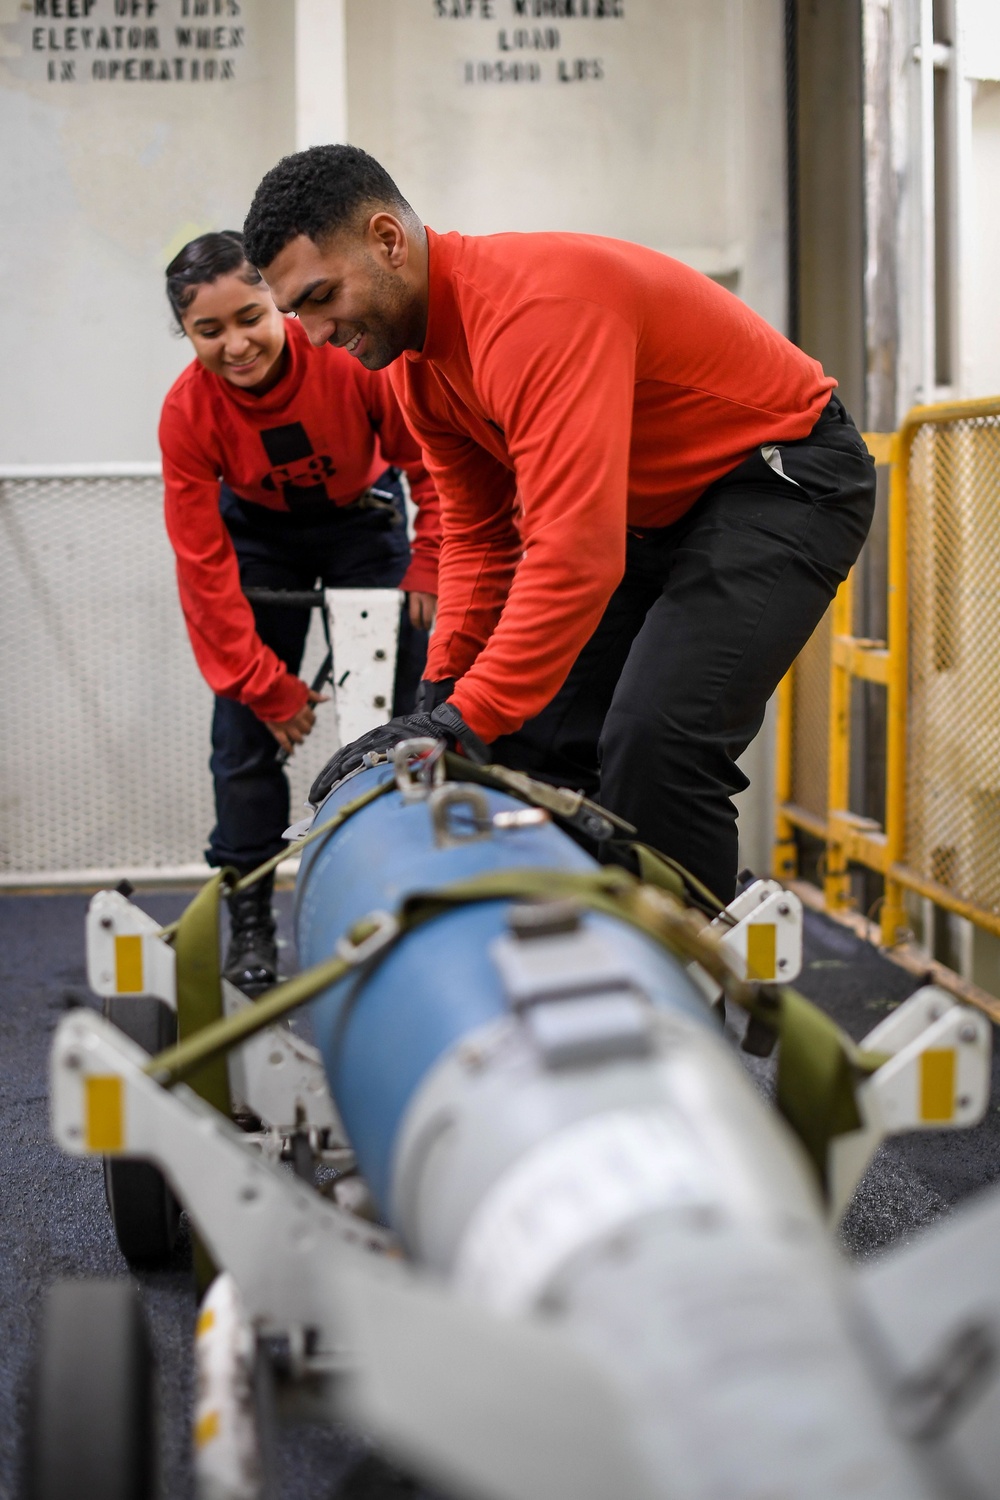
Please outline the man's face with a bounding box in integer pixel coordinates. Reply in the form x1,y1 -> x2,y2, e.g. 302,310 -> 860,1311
262,219 -> 418,370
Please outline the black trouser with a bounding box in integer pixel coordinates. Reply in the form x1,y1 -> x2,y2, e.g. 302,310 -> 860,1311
491,395 -> 876,902
207,472 -> 427,870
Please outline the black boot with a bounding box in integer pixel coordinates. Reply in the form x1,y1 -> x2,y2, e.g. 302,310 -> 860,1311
223,872 -> 278,997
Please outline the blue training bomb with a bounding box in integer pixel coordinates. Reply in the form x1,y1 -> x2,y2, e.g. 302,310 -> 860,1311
294,748 -> 934,1498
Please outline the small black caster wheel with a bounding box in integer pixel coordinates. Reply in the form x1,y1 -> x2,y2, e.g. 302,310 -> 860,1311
27,1279 -> 155,1500
103,995 -> 182,1265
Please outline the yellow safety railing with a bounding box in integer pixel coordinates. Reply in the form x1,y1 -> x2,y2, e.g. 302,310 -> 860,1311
773,398 -> 1000,947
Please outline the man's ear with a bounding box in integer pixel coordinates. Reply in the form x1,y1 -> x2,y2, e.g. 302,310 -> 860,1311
368,212 -> 409,268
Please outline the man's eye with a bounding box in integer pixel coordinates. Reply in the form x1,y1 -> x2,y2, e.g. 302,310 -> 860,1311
312,289 -> 334,305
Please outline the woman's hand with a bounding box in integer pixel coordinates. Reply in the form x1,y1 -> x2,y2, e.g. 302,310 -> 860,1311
264,689 -> 329,756
408,591 -> 437,630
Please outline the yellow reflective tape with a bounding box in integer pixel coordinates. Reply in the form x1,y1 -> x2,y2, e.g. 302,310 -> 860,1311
194,1410 -> 220,1450
920,1049 -> 956,1122
195,1308 -> 215,1338
746,922 -> 777,981
115,933 -> 144,993
85,1075 -> 124,1151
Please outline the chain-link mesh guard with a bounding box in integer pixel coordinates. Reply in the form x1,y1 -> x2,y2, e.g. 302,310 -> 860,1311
904,417 -> 1000,918
0,476 -> 337,881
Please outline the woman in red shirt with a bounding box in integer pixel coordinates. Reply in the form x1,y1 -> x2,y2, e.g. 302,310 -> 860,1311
159,230 -> 440,991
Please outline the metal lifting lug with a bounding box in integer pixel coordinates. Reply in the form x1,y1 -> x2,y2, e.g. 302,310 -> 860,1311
428,784 -> 492,849
492,807 -> 550,832
393,737 -> 446,802
284,810 -> 316,840
335,910 -> 400,966
507,900 -> 583,941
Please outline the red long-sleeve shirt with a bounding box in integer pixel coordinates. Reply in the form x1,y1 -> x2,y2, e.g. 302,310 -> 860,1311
160,318 -> 440,722
391,228 -> 836,744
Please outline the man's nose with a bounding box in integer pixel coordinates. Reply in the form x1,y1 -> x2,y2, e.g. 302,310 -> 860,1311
299,312 -> 333,348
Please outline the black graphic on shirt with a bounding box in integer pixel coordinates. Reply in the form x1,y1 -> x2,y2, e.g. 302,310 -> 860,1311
259,422 -> 337,509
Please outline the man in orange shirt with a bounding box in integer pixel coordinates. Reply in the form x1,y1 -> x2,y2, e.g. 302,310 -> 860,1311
244,146 -> 875,901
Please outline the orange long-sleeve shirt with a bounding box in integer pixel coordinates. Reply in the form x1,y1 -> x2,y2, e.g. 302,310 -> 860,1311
390,228 -> 835,744
160,318 -> 440,722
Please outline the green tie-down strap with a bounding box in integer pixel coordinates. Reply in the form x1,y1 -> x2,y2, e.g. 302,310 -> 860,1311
147,944 -> 364,1092
156,750 -> 638,1113
159,775 -> 396,944
771,987 -> 887,1185
147,851 -> 885,1194
403,872 -> 890,1191
397,870 -> 889,1187
440,754 -> 639,843
172,868 -> 238,1115
144,867 -> 690,1094
622,841 -> 722,914
159,776 -> 396,1114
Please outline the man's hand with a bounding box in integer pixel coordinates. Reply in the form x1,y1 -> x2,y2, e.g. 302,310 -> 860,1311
308,701 -> 489,805
265,689 -> 329,756
408,591 -> 437,630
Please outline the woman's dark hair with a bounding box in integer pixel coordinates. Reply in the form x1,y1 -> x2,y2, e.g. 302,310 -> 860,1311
165,230 -> 262,329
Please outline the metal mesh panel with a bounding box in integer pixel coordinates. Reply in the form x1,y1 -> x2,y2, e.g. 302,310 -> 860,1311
0,475 -> 335,881
789,603 -> 832,819
905,416 -> 1000,917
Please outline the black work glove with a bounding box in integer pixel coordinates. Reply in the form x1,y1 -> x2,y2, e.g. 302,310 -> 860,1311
414,677 -> 455,712
308,701 -> 490,806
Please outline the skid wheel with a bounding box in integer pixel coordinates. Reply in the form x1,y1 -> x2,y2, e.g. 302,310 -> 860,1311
337,1453 -> 427,1497
27,1279 -> 155,1500
103,996 -> 182,1265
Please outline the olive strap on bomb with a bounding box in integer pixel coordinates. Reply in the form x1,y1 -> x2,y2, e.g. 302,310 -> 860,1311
147,850 -> 885,1194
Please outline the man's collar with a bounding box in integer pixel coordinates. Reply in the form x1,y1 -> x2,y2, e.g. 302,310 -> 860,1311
407,227 -> 461,365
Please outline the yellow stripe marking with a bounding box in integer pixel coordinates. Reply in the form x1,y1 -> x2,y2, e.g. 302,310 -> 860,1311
746,923 -> 777,981
85,1075 -> 124,1151
196,1308 -> 215,1338
115,933 -> 144,993
194,1410 -> 220,1449
920,1049 -> 956,1122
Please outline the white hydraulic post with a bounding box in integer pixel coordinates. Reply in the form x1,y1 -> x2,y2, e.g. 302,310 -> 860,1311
326,588 -> 403,746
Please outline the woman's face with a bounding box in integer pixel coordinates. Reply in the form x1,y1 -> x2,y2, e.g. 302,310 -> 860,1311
180,270 -> 287,393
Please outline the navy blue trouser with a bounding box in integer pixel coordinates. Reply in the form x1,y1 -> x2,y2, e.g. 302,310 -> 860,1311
207,472 -> 427,870
491,395 -> 876,902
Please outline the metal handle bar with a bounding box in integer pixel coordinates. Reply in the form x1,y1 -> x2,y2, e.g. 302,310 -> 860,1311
243,588 -> 326,609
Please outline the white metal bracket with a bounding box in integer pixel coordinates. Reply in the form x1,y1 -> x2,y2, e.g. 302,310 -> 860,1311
85,891 -> 343,1138
86,889 -> 176,1004
222,982 -> 344,1139
829,986 -> 992,1219
51,1008 -> 391,1350
712,880 -> 803,985
49,1011 -> 655,1500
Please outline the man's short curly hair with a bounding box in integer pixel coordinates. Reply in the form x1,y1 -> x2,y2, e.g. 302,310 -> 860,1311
243,145 -> 414,269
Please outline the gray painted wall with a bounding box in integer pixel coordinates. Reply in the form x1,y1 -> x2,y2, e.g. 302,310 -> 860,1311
0,1 -> 295,464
